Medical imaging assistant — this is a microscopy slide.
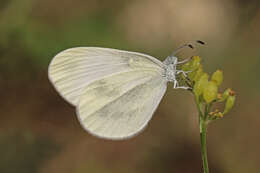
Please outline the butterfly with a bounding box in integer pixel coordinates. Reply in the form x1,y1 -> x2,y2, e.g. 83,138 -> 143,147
48,41 -> 204,140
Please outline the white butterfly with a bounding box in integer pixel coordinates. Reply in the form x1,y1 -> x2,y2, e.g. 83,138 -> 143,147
48,43 -> 198,140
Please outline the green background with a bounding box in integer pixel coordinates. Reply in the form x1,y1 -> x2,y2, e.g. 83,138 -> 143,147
1,0 -> 259,172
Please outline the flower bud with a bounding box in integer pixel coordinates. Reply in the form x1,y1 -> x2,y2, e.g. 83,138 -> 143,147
189,56 -> 201,70
182,56 -> 201,72
215,112 -> 224,118
217,93 -> 222,100
223,95 -> 236,115
203,81 -> 218,104
188,56 -> 201,80
211,70 -> 223,86
182,61 -> 191,71
192,65 -> 203,82
193,73 -> 209,97
220,88 -> 232,101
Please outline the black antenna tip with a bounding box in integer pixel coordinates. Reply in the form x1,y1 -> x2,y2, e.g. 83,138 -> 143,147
196,40 -> 206,45
188,44 -> 194,49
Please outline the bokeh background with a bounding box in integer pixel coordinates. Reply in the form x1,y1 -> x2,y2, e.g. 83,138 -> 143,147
1,0 -> 260,172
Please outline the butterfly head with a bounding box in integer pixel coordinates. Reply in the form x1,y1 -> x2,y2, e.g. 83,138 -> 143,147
163,56 -> 178,66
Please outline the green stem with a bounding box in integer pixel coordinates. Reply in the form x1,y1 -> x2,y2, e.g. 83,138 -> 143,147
200,117 -> 209,173
195,96 -> 210,173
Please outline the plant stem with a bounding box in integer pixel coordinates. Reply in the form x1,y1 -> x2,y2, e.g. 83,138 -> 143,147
194,97 -> 210,173
200,118 -> 209,173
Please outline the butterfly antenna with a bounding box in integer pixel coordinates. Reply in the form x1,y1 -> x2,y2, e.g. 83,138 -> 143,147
171,40 -> 206,56
196,40 -> 206,45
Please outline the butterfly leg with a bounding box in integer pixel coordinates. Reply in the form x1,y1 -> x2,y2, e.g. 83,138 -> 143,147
175,82 -> 191,90
173,79 -> 191,90
175,86 -> 192,90
176,70 -> 192,77
173,80 -> 177,88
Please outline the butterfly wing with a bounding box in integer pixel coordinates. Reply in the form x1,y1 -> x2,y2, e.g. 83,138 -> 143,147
76,70 -> 167,139
48,47 -> 164,106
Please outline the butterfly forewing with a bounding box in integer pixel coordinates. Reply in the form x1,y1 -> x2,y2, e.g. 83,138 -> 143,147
48,47 -> 164,106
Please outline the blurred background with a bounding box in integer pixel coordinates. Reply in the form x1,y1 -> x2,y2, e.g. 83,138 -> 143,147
1,0 -> 259,172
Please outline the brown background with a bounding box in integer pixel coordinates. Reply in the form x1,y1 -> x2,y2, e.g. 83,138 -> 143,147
1,0 -> 259,172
